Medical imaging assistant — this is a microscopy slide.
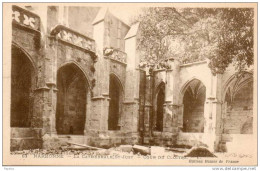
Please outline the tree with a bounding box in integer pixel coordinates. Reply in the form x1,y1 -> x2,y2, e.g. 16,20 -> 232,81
132,7 -> 254,75
132,7 -> 193,64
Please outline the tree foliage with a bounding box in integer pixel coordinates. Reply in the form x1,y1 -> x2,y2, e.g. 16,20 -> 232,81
132,7 -> 254,74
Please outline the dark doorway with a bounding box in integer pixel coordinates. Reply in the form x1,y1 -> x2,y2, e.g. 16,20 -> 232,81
56,64 -> 87,135
155,83 -> 165,132
108,74 -> 122,130
11,46 -> 34,127
183,79 -> 206,133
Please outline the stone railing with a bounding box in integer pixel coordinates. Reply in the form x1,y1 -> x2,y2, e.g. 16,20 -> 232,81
139,60 -> 171,71
104,48 -> 127,64
50,25 -> 95,52
12,5 -> 40,31
154,60 -> 171,70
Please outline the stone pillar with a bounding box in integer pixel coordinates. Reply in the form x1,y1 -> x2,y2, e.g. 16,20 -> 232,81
122,67 -> 140,136
163,58 -> 180,145
124,23 -> 141,144
90,96 -> 110,131
36,36 -> 58,136
177,104 -> 184,130
84,92 -> 93,134
32,87 -> 49,129
91,11 -> 111,139
92,15 -> 105,97
138,69 -> 146,144
163,68 -> 174,133
45,84 -> 58,135
143,73 -> 153,144
204,73 -> 222,151
98,56 -> 110,133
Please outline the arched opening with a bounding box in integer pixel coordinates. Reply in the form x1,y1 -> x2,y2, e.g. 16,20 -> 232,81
223,73 -> 253,134
182,79 -> 206,133
108,74 -> 123,130
155,83 -> 165,132
11,45 -> 35,127
56,63 -> 88,135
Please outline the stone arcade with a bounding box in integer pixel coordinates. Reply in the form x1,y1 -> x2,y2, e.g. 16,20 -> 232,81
10,5 -> 255,153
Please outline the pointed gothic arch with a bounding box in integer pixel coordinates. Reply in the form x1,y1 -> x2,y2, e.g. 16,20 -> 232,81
56,63 -> 89,135
11,44 -> 36,127
182,79 -> 206,133
154,82 -> 165,132
222,72 -> 253,134
108,73 -> 124,130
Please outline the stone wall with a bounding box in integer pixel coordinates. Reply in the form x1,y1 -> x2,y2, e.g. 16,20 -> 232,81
12,27 -> 40,68
109,60 -> 126,87
104,12 -> 130,51
11,128 -> 42,151
56,43 -> 95,82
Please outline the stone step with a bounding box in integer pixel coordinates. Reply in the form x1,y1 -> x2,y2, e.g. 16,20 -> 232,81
57,135 -> 87,145
11,138 -> 42,151
11,128 -> 42,138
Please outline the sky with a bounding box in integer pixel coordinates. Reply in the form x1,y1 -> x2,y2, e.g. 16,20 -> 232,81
108,6 -> 143,25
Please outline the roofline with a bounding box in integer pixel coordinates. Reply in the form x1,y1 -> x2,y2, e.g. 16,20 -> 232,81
92,8 -> 130,28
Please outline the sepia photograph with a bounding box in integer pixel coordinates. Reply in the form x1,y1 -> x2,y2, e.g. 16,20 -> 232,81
2,2 -> 258,166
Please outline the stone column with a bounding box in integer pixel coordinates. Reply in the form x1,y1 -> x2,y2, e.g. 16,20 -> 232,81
203,73 -> 222,151
89,96 -> 110,131
143,73 -> 153,144
122,67 -> 140,135
88,56 -> 110,137
124,23 -> 141,144
163,68 -> 174,133
138,69 -> 146,144
36,36 -> 58,136
163,58 -> 180,145
91,12 -> 111,141
32,87 -> 49,129
99,56 -> 110,132
47,37 -> 59,135
84,92 -> 93,134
